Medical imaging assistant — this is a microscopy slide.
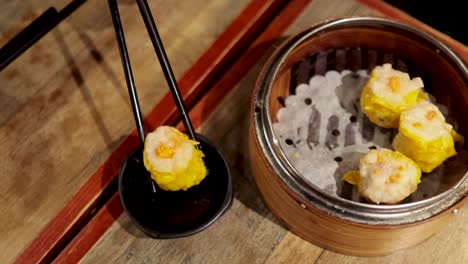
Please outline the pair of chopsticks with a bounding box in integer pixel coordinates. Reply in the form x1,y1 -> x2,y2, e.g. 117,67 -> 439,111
108,0 -> 197,144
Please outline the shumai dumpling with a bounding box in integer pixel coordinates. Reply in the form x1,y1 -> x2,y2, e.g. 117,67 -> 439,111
143,126 -> 207,191
361,63 -> 427,128
343,149 -> 421,204
393,101 -> 463,173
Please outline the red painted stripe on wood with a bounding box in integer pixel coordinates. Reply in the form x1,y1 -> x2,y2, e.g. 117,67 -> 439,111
54,194 -> 125,264
145,0 -> 289,129
356,0 -> 468,62
53,194 -> 125,264
52,0 -> 312,263
14,1 -> 288,263
187,0 -> 313,130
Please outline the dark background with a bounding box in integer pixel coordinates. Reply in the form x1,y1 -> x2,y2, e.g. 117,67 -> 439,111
384,0 -> 467,45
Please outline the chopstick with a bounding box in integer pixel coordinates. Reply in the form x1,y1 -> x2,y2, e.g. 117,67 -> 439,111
0,0 -> 87,71
108,0 -> 145,144
108,0 -> 158,193
135,0 -> 198,142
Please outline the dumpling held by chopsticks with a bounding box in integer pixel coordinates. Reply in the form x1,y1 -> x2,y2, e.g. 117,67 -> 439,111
143,126 -> 207,191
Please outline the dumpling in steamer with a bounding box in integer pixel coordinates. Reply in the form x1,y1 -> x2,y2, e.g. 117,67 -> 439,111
393,101 -> 463,173
143,126 -> 207,191
360,63 -> 427,128
342,149 -> 421,204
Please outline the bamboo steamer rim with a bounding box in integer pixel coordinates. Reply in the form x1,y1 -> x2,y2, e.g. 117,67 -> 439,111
252,17 -> 468,225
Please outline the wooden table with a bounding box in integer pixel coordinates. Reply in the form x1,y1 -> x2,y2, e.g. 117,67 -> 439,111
1,0 -> 467,263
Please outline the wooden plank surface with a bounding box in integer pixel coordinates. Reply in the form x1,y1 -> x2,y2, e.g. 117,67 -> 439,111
69,0 -> 312,263
0,1 -> 66,47
17,1 -> 291,263
78,0 -> 467,263
0,0 -> 252,263
55,0 -> 311,263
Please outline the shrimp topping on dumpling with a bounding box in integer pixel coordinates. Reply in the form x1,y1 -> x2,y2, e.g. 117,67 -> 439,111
360,63 -> 427,128
143,126 -> 207,191
343,149 -> 421,204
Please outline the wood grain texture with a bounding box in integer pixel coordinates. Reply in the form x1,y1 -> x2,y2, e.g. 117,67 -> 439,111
0,1 -> 67,46
29,1 -> 293,263
74,0 -> 312,263
34,1 -> 294,261
2,0 -> 252,263
265,232 -> 323,264
53,192 -> 124,264
315,205 -> 468,263
7,0 -> 467,262
80,0 -> 467,263
56,1 -> 308,262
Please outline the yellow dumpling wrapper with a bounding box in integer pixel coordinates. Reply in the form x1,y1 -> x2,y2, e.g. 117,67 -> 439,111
342,149 -> 421,204
393,101 -> 462,173
361,63 -> 426,128
342,171 -> 362,194
393,134 -> 455,173
143,126 -> 207,191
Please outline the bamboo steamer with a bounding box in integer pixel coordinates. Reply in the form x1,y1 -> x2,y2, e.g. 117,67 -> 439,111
249,17 -> 468,256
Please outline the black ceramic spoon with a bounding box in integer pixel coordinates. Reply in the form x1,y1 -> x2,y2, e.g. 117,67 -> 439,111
108,0 -> 232,238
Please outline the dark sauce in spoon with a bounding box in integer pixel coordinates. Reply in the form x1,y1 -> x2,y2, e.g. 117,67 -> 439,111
119,135 -> 232,238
